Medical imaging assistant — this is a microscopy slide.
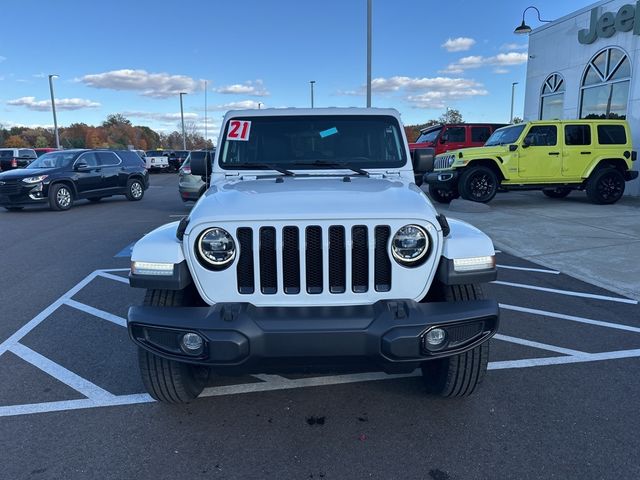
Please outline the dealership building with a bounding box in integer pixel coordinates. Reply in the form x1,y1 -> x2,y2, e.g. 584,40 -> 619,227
522,0 -> 640,194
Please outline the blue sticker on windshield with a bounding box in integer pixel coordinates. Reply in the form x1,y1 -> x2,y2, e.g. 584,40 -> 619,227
319,127 -> 338,138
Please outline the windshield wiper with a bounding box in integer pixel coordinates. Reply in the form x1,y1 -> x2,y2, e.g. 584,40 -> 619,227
296,160 -> 369,176
235,163 -> 295,176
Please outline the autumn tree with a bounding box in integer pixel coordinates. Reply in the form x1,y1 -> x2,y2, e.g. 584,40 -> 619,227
3,135 -> 27,147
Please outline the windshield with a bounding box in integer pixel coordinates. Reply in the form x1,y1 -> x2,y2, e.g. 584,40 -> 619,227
146,150 -> 165,156
485,124 -> 526,146
415,127 -> 442,144
27,151 -> 78,169
219,115 -> 407,171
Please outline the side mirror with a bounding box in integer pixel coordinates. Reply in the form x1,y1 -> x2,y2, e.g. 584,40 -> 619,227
439,136 -> 447,144
190,151 -> 211,182
74,160 -> 88,171
509,144 -> 518,152
522,137 -> 532,148
412,148 -> 435,185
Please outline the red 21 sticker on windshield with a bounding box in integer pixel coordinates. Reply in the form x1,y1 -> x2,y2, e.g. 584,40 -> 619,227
228,120 -> 251,141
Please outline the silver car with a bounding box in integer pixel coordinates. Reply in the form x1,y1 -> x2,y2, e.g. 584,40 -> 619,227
178,152 -> 207,202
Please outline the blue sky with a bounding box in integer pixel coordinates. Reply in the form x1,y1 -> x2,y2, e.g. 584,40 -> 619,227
0,0 -> 588,143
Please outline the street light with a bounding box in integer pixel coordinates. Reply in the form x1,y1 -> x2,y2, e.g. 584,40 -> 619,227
258,102 -> 262,109
510,82 -> 518,123
179,92 -> 187,150
310,80 -> 316,108
366,0 -> 372,108
48,74 -> 60,149
514,6 -> 551,34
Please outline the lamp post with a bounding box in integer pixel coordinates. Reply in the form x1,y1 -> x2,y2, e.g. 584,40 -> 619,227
48,74 -> 60,149
366,0 -> 372,107
514,6 -> 551,34
258,102 -> 262,109
204,81 -> 208,146
310,80 -> 315,108
179,92 -> 187,150
510,82 -> 518,123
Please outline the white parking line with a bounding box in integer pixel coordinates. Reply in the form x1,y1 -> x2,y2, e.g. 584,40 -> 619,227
0,270 -> 100,356
500,303 -> 640,334
65,299 -> 127,328
489,348 -> 640,370
97,271 -> 130,284
494,334 -> 585,356
10,343 -> 115,401
492,280 -> 638,305
497,265 -> 560,275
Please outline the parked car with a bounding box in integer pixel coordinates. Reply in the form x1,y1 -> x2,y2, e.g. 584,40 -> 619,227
0,149 -> 149,211
0,148 -> 38,171
170,150 -> 190,171
34,148 -> 59,157
425,119 -> 638,204
127,107 -> 499,404
144,150 -> 169,171
408,124 -> 505,185
178,152 -> 207,202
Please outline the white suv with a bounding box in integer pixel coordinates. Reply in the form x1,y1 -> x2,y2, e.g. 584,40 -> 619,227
127,108 -> 500,403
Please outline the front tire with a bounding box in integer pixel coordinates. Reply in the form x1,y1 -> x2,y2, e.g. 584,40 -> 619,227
421,284 -> 490,397
126,178 -> 145,201
428,185 -> 459,204
49,183 -> 73,211
459,166 -> 498,203
586,167 -> 625,204
138,289 -> 209,403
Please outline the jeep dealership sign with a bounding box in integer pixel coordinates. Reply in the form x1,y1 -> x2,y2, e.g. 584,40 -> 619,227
579,3 -> 640,44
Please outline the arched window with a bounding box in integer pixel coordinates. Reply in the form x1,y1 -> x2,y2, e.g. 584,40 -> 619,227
540,73 -> 565,119
580,47 -> 631,119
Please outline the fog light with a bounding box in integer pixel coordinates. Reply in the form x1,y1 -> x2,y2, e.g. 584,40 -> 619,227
180,332 -> 204,355
425,328 -> 447,348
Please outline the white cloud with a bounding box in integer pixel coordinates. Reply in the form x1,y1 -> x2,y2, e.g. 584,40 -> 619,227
441,52 -> 528,73
358,76 -> 488,109
7,96 -> 101,111
209,100 -> 263,110
79,69 -> 205,98
370,76 -> 484,93
0,120 -> 54,129
123,111 -> 199,122
442,37 -> 476,52
493,68 -> 509,74
215,79 -> 269,96
500,43 -> 528,51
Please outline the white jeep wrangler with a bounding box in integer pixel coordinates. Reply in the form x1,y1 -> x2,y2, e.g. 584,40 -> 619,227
127,108 -> 499,403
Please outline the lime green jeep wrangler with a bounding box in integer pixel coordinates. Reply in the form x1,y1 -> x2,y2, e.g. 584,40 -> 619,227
425,120 -> 638,204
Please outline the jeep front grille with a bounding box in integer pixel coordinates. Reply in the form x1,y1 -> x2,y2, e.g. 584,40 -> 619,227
434,154 -> 454,170
236,225 -> 392,295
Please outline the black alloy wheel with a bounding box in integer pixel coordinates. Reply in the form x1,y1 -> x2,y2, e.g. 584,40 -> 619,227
459,166 -> 498,203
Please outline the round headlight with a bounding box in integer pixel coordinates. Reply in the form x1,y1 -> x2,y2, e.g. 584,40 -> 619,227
447,156 -> 455,167
197,227 -> 236,268
391,224 -> 429,265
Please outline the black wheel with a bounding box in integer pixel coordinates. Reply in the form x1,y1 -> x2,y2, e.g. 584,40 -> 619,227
543,187 -> 571,199
459,166 -> 498,203
586,168 -> 625,204
421,284 -> 490,397
49,183 -> 73,211
4,206 -> 24,211
138,289 -> 209,403
88,197 -> 103,203
126,178 -> 144,201
428,185 -> 459,204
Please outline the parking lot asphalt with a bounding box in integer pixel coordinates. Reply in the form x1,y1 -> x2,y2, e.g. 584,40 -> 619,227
431,189 -> 640,301
2,174 -> 640,480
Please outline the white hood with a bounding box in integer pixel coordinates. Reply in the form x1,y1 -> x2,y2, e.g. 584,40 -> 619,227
187,176 -> 438,226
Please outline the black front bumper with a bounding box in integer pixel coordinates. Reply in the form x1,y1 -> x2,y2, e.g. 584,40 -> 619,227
424,170 -> 459,190
128,299 -> 499,372
0,182 -> 49,206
